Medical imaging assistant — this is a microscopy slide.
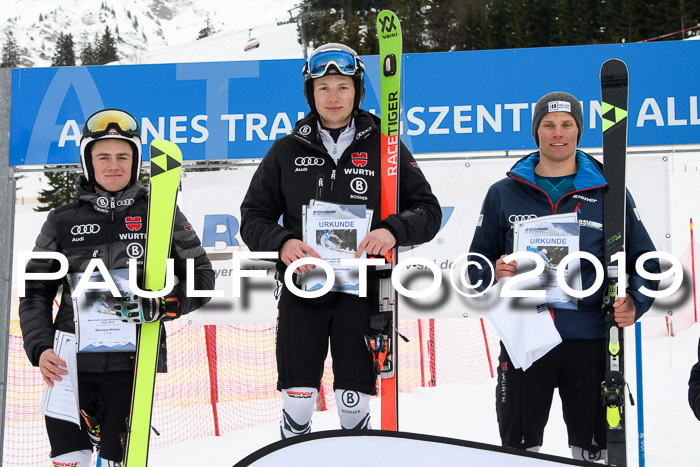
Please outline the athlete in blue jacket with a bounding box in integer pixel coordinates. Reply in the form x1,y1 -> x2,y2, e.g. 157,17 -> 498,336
468,91 -> 659,462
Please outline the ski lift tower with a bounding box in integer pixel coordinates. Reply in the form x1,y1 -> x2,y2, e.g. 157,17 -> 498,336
277,5 -> 325,58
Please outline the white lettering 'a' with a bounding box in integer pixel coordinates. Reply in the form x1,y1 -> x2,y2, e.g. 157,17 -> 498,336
637,98 -> 664,127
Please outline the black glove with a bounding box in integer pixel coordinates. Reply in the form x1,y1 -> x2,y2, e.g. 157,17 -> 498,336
126,295 -> 181,324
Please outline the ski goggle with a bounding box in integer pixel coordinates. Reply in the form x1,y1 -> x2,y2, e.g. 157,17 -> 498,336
306,49 -> 360,78
83,109 -> 140,139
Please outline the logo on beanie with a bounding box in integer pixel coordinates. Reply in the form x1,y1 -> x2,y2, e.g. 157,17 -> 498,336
548,101 -> 572,113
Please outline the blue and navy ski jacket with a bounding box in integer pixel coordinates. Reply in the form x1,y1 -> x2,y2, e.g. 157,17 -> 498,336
469,150 -> 659,340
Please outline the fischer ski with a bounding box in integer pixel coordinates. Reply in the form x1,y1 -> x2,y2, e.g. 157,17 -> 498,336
375,9 -> 402,431
124,140 -> 183,466
600,58 -> 630,467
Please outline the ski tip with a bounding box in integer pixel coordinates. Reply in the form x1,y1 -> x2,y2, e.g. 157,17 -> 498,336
149,139 -> 183,162
601,58 -> 628,74
377,10 -> 401,38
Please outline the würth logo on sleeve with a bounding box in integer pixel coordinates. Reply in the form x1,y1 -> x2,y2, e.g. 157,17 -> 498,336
351,152 -> 368,168
125,216 -> 142,231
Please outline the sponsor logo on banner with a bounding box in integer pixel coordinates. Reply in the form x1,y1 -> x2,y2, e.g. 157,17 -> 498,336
295,157 -> 324,167
125,216 -> 142,231
351,152 -> 368,167
71,224 -> 100,235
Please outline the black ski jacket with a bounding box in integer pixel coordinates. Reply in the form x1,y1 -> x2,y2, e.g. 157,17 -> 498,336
240,110 -> 442,267
689,338 -> 700,420
19,176 -> 215,372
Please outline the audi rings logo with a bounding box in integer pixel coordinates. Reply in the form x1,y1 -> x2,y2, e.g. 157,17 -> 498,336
299,125 -> 312,136
71,224 -> 101,235
295,157 -> 325,167
96,197 -> 109,208
116,199 -> 134,207
508,214 -> 537,224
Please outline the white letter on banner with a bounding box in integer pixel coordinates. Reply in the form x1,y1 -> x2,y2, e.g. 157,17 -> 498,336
667,97 -> 688,126
72,259 -> 121,298
477,104 -> 502,133
340,258 -> 385,297
453,105 -> 473,134
58,120 -> 81,148
17,252 -> 69,298
637,98 -> 664,127
407,107 -> 426,136
246,114 -> 268,141
128,258 -> 175,298
186,258 -> 224,298
589,100 -> 602,129
191,115 -> 209,143
691,97 -> 700,125
556,251 -> 605,299
269,112 -> 293,140
221,114 -> 243,141
230,252 -> 277,297
170,116 -> 188,143
285,258 -> 334,298
505,103 -> 528,132
428,107 -> 450,135
392,257 -> 442,299
142,116 -> 165,145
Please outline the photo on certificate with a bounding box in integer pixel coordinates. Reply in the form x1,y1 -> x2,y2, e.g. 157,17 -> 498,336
68,269 -> 137,353
316,228 -> 357,254
303,201 -> 370,295
516,213 -> 581,310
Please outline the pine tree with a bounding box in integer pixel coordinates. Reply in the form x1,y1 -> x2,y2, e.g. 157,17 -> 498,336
198,16 -> 216,39
1,31 -> 20,68
52,33 -> 76,67
35,167 -> 78,212
97,26 -> 119,64
79,33 -> 99,66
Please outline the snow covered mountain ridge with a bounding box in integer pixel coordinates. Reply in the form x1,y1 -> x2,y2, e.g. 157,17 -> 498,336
1,0 -> 301,67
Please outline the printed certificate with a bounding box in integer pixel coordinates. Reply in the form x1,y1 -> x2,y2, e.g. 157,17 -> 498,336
68,269 -> 137,352
302,201 -> 372,295
514,212 -> 581,310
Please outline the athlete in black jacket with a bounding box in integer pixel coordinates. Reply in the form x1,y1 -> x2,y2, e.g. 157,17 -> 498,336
240,43 -> 441,438
19,109 -> 214,466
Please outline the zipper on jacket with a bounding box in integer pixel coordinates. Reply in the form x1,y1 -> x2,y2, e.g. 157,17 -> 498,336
110,196 -> 115,221
330,169 -> 336,195
317,174 -> 324,200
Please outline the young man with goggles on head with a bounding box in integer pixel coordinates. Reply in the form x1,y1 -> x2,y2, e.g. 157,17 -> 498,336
19,108 -> 214,467
241,43 -> 442,438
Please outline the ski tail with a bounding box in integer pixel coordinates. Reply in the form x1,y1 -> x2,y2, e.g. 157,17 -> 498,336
124,139 -> 183,466
376,9 -> 402,431
600,58 -> 629,467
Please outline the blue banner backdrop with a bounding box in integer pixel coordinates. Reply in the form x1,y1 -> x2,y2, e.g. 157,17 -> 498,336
9,40 -> 700,165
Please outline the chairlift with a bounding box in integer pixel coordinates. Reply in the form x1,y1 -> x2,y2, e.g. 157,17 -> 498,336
244,28 -> 260,52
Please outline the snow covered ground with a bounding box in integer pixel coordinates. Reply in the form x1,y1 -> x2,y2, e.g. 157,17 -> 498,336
145,323 -> 700,466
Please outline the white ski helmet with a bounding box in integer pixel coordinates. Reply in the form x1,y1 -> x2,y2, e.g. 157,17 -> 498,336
79,108 -> 142,188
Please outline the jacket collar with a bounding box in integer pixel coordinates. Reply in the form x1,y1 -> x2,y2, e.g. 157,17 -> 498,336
508,150 -> 607,191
